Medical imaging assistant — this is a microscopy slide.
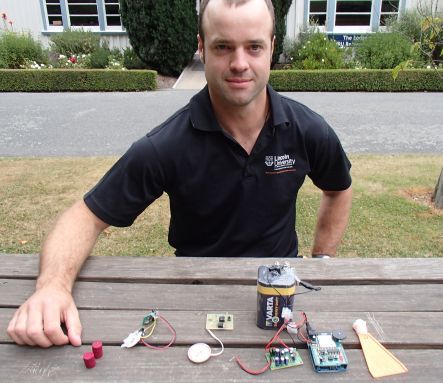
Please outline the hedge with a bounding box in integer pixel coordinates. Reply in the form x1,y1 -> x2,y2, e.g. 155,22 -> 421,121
1,68 -> 441,92
269,69 -> 443,92
0,69 -> 157,92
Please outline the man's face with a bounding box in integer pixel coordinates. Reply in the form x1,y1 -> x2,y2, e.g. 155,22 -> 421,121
198,0 -> 274,109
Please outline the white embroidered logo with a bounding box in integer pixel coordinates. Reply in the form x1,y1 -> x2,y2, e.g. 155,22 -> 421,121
265,156 -> 274,167
265,154 -> 296,173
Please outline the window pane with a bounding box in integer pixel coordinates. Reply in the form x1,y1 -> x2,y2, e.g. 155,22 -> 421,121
336,1 -> 372,13
69,4 -> 98,15
48,16 -> 63,25
310,14 -> 327,26
46,0 -> 60,4
105,4 -> 120,15
381,1 -> 399,12
310,1 -> 327,13
47,5 -> 61,14
105,0 -> 120,3
70,15 -> 99,26
68,0 -> 97,4
336,14 -> 371,26
106,16 -> 121,26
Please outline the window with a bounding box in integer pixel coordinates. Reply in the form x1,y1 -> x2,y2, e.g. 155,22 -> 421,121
379,0 -> 400,26
305,0 -> 404,33
104,0 -> 122,27
46,0 -> 63,27
67,0 -> 99,27
309,1 -> 327,26
42,0 -> 123,31
335,1 -> 372,26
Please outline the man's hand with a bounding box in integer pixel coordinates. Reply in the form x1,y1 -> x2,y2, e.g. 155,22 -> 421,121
7,283 -> 82,348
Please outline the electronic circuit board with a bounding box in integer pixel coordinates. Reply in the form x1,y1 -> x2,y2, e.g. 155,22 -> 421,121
206,313 -> 234,330
265,347 -> 303,370
307,332 -> 348,372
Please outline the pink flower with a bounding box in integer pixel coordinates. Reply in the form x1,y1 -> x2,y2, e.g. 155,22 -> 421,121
8,20 -> 13,26
69,56 -> 77,64
1,13 -> 7,20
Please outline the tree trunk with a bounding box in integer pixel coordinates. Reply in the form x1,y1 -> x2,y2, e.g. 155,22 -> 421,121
432,167 -> 443,209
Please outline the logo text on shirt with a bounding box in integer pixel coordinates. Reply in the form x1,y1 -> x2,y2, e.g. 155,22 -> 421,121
265,154 -> 296,174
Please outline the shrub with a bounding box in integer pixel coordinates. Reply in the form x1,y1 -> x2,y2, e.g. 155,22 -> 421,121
0,32 -> 47,69
50,29 -> 100,56
0,69 -> 157,91
354,32 -> 417,69
120,0 -> 197,76
269,69 -> 443,92
386,10 -> 422,43
291,32 -> 347,69
88,46 -> 110,69
123,47 -> 148,69
272,0 -> 293,66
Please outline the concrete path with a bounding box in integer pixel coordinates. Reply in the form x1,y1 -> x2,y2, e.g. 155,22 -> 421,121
0,91 -> 442,156
173,53 -> 206,90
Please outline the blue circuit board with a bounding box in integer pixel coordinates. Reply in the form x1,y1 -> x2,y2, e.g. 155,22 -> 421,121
307,333 -> 348,373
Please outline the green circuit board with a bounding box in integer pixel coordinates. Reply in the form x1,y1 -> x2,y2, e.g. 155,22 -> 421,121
206,313 -> 234,330
265,347 -> 303,370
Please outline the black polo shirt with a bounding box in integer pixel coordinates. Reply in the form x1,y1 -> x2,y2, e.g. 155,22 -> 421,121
84,85 -> 351,257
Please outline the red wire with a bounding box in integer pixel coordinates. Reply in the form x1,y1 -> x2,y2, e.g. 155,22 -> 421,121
236,320 -> 290,375
236,312 -> 312,375
140,313 -> 177,350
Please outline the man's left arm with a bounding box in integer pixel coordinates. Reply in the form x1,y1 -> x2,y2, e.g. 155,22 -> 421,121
311,186 -> 352,257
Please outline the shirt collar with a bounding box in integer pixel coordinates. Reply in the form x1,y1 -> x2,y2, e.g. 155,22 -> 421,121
189,84 -> 290,132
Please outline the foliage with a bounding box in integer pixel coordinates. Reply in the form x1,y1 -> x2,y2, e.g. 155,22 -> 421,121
387,3 -> 443,71
272,0 -> 293,66
0,69 -> 157,91
123,47 -> 148,69
290,32 -> 347,69
88,46 -> 111,69
269,69 -> 443,91
49,29 -> 100,56
120,0 -> 197,76
354,32 -> 417,69
386,10 -> 423,43
0,32 -> 47,69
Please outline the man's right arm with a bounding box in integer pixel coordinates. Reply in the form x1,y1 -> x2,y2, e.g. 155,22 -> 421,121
7,200 -> 109,348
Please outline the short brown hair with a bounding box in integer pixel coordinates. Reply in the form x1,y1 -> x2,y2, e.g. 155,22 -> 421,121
198,0 -> 275,42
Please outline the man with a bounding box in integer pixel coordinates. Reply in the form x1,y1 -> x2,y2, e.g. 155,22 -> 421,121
7,0 -> 352,348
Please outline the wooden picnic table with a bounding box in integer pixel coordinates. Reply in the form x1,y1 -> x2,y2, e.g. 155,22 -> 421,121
1,253 -> 442,382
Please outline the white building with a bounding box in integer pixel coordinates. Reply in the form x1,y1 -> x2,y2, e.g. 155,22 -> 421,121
1,1 -> 441,50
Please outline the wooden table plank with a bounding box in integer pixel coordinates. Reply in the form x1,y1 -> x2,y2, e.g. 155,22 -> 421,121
2,309 -> 442,348
0,344 -> 439,382
2,254 -> 443,284
1,279 -> 442,312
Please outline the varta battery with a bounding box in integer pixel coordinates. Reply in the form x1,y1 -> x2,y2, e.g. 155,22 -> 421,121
257,263 -> 297,329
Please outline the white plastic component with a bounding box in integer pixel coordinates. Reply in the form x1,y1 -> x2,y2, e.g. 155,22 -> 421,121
286,321 -> 299,335
188,343 -> 212,363
281,307 -> 293,321
121,329 -> 142,348
353,319 -> 368,334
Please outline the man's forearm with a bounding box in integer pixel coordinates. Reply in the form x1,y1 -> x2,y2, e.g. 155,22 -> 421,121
37,200 -> 108,292
311,186 -> 352,257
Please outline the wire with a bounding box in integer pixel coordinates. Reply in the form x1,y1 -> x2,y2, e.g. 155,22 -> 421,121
140,320 -> 156,339
206,329 -> 224,357
140,312 -> 176,350
236,319 -> 290,375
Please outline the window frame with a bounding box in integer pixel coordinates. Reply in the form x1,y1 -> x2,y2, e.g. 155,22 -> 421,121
304,0 -> 404,34
40,0 -> 124,32
43,0 -> 64,31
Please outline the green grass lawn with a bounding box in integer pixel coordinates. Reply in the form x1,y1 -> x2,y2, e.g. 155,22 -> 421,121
0,155 -> 441,257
